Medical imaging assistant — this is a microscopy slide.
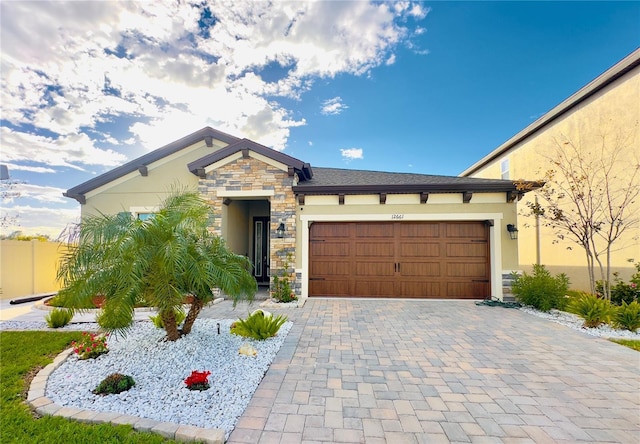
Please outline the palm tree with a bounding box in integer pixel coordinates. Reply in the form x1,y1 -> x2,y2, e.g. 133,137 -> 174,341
56,190 -> 256,340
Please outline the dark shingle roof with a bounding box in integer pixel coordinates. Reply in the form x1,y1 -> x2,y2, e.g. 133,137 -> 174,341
293,167 -> 524,194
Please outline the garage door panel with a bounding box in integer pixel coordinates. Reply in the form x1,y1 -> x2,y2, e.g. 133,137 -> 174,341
400,281 -> 441,297
398,223 -> 440,238
447,263 -> 487,278
355,262 -> 394,276
356,223 -> 394,238
446,222 -> 487,238
311,242 -> 350,256
355,242 -> 394,257
447,282 -> 490,299
446,243 -> 487,257
353,280 -> 395,297
312,223 -> 351,237
400,262 -> 440,277
311,261 -> 350,276
399,242 -> 440,257
310,280 -> 351,296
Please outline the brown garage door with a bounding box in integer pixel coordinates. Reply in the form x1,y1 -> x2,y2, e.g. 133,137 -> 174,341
309,221 -> 490,298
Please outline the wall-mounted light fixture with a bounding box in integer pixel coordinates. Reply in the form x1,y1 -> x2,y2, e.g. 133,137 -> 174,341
506,224 -> 518,240
276,222 -> 285,238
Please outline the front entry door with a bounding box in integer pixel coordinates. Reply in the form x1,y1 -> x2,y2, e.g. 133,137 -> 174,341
253,217 -> 270,283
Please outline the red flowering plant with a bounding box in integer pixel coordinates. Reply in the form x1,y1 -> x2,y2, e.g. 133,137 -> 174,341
72,332 -> 109,360
184,370 -> 211,391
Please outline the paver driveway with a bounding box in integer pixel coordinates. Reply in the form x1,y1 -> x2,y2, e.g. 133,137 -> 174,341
203,299 -> 640,444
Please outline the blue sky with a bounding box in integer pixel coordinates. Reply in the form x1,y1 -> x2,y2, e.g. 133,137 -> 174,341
1,1 -> 639,238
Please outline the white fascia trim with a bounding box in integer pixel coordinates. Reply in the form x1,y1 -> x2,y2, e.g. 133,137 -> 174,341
85,141 -> 212,199
217,190 -> 275,197
298,213 -> 504,299
204,150 -> 289,174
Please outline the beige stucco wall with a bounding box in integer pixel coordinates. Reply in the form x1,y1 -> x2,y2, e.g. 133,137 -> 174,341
0,240 -> 70,299
81,138 -> 230,217
469,66 -> 640,290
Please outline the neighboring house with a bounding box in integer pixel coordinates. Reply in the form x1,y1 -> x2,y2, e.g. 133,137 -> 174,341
65,127 -> 539,301
460,48 -> 640,290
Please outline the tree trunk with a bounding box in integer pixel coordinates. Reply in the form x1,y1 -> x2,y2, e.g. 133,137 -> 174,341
181,298 -> 204,335
162,310 -> 181,341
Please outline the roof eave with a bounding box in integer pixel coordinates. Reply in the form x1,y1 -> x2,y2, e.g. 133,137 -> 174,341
64,127 -> 240,199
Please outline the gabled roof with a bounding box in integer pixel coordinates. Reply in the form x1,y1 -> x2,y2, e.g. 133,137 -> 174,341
293,167 -> 532,195
187,138 -> 313,180
460,47 -> 640,177
64,127 -> 239,204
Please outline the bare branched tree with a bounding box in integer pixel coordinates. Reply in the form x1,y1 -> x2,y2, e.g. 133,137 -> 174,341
521,125 -> 640,299
0,176 -> 24,229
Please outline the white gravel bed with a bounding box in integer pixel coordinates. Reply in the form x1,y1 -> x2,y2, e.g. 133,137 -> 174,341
0,320 -> 104,331
520,306 -> 640,340
44,319 -> 291,439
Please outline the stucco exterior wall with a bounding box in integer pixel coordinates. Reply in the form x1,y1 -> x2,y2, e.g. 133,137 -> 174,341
81,139 -> 229,217
468,66 -> 640,290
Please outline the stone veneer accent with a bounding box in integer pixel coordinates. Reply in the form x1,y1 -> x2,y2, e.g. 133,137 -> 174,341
198,156 -> 300,295
502,271 -> 520,302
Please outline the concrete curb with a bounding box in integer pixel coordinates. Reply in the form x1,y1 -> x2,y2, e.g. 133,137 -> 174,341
28,347 -> 226,443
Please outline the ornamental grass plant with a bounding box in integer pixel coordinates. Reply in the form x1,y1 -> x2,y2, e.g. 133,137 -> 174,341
45,308 -> 73,328
230,310 -> 287,340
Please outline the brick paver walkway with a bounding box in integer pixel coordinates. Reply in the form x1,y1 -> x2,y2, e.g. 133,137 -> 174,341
202,299 -> 639,444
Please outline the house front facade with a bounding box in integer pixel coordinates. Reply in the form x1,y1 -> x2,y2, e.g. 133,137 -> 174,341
65,128 -> 538,301
460,48 -> 640,290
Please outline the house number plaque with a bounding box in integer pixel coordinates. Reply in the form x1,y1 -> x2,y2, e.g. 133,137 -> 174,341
391,214 -> 404,220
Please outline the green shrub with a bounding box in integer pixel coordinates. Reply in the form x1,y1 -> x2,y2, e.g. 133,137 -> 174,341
44,308 -> 73,328
511,264 -> 570,312
230,310 -> 287,340
614,301 -> 640,332
149,309 -> 186,329
596,263 -> 640,305
93,373 -> 135,395
271,252 -> 297,303
568,292 -> 615,328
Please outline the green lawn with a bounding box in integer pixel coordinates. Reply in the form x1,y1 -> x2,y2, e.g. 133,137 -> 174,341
609,338 -> 640,351
0,331 -> 182,444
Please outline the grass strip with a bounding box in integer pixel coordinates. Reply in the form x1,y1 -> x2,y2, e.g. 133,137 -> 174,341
609,338 -> 640,351
0,331 -> 183,443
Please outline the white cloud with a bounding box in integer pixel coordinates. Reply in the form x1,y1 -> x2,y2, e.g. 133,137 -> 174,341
386,54 -> 397,66
321,97 -> 349,116
341,148 -> 364,161
3,163 -> 56,174
0,205 -> 80,239
1,1 -> 424,154
0,127 -> 127,170
14,184 -> 68,204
